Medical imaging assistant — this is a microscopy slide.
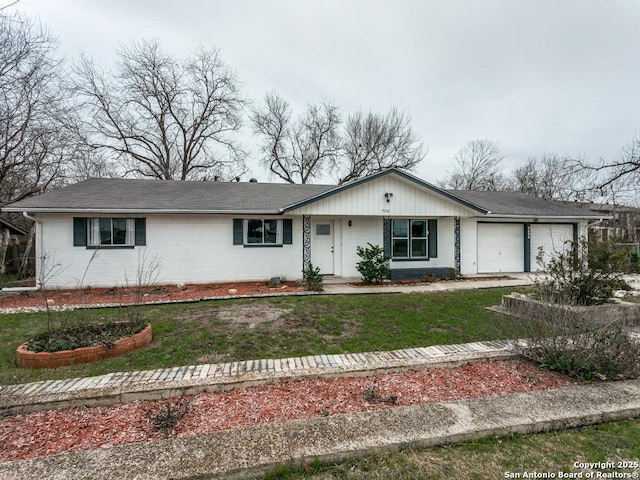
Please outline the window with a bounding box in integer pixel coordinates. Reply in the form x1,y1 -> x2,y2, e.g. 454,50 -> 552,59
88,218 -> 135,246
73,217 -> 146,248
246,219 -> 280,244
391,219 -> 429,258
233,218 -> 293,246
316,224 -> 331,235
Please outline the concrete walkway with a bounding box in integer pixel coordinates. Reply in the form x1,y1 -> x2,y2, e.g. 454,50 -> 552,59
321,273 -> 536,295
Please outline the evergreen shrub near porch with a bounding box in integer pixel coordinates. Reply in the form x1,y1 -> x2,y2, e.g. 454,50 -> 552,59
356,243 -> 389,284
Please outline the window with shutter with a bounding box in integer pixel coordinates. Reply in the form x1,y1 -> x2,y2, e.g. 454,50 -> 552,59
233,218 -> 292,247
389,218 -> 437,259
75,217 -> 146,248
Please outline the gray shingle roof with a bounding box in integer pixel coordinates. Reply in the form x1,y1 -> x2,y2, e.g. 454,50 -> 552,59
2,172 -> 604,218
3,178 -> 335,214
448,190 -> 604,217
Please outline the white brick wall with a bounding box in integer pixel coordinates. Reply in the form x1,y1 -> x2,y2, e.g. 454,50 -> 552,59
34,213 -> 588,288
37,214 -> 303,289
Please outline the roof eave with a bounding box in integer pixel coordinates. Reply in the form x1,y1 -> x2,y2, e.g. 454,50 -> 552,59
482,213 -> 613,220
0,207 -> 286,216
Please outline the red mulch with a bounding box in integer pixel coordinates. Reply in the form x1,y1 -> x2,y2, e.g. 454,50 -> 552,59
0,360 -> 577,463
0,281 -> 307,311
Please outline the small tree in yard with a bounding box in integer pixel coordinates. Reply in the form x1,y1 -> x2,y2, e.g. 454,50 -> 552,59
536,238 -> 629,305
356,243 -> 389,284
496,300 -> 640,380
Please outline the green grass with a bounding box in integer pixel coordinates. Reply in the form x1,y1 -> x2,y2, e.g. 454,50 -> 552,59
0,288 -> 520,385
262,418 -> 640,479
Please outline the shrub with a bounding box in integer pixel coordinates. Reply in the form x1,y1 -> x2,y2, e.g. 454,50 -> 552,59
148,396 -> 190,437
443,267 -> 458,280
495,301 -> 640,380
536,238 -> 629,305
356,243 -> 389,284
302,262 -> 323,291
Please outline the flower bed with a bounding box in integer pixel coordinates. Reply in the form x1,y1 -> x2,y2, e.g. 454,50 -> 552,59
0,281 -> 306,312
16,323 -> 152,369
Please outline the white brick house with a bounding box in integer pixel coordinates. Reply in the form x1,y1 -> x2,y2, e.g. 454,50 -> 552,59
2,168 -> 605,289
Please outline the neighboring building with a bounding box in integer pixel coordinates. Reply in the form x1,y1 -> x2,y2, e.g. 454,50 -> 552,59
0,217 -> 30,275
1,168 -> 606,289
573,203 -> 640,244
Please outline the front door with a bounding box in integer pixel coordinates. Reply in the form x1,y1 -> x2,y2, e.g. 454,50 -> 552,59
311,220 -> 334,275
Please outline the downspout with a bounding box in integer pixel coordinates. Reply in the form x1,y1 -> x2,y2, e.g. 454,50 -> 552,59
586,218 -> 606,242
1,212 -> 42,292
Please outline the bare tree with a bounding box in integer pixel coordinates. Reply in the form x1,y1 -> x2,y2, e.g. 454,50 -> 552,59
73,40 -> 246,181
251,92 -> 341,183
252,93 -> 425,184
442,139 -> 505,190
576,134 -> 640,204
338,108 -> 425,184
510,154 -> 595,201
0,12 -> 70,206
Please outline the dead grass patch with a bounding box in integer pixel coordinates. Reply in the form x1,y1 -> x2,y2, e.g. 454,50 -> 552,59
173,302 -> 291,329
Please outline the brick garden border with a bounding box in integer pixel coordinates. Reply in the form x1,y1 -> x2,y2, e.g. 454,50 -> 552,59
15,323 -> 152,369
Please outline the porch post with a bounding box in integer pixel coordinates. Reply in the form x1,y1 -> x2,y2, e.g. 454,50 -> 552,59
454,217 -> 461,274
524,223 -> 531,272
302,215 -> 311,269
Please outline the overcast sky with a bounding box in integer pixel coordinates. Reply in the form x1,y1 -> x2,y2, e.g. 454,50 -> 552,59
13,0 -> 640,184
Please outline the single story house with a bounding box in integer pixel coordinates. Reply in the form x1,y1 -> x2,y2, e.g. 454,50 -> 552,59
1,168 -> 606,289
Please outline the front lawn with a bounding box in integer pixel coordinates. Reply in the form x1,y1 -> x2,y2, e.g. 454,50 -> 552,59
0,288 -> 521,385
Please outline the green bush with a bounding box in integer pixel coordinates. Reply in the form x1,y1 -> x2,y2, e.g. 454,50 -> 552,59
302,262 -> 323,291
356,243 -> 389,284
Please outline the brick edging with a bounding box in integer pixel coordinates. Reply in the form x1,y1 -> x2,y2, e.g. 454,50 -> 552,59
16,324 -> 152,369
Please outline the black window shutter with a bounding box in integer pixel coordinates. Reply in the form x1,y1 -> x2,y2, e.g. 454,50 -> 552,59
73,217 -> 87,246
233,219 -> 243,245
135,218 -> 146,246
428,219 -> 438,258
283,219 -> 293,244
383,218 -> 391,257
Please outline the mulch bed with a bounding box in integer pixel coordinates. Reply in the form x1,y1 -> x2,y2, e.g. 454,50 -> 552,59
0,359 -> 577,463
0,281 -> 308,311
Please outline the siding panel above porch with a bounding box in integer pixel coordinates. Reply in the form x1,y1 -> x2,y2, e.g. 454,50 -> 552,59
287,176 -> 476,217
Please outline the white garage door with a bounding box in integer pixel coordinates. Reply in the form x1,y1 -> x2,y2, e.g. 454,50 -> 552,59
530,224 -> 573,271
477,223 -> 524,273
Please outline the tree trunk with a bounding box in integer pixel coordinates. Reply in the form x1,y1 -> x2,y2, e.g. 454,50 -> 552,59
0,228 -> 9,275
18,223 -> 35,278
